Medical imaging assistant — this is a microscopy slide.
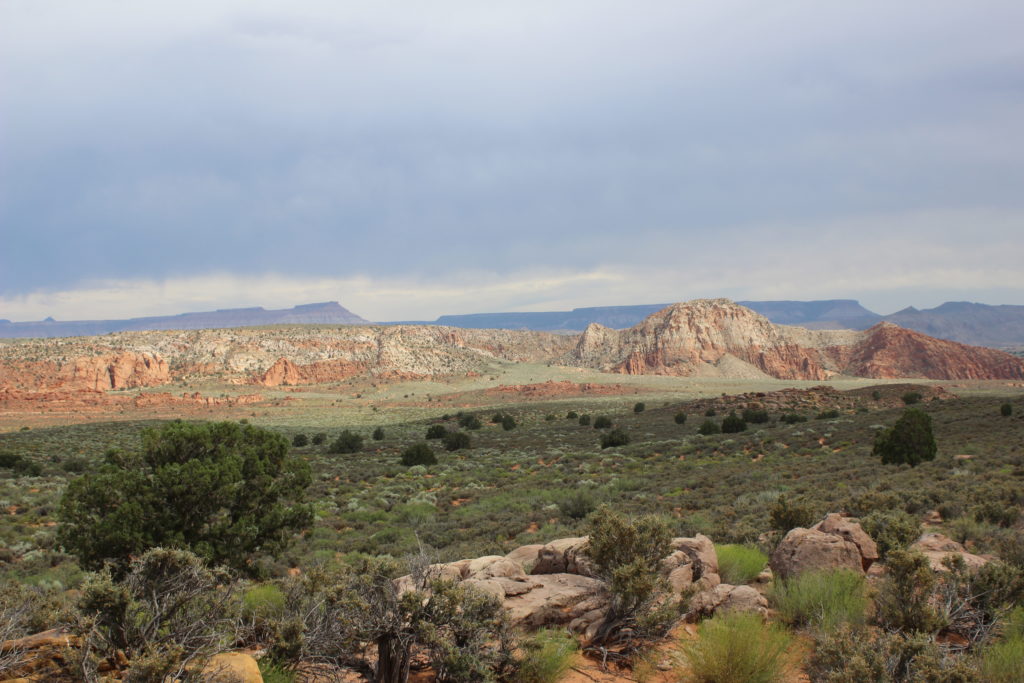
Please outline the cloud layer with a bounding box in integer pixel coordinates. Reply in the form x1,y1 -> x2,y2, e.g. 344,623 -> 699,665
2,1 -> 1023,319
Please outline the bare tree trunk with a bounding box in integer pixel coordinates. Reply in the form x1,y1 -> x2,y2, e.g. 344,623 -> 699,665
374,634 -> 410,683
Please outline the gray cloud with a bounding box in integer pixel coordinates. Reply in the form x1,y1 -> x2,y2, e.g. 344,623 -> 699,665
2,1 -> 1023,317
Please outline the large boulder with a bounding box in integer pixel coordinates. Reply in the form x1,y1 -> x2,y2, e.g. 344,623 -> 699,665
813,513 -> 879,571
501,573 -> 605,629
504,544 -> 545,571
911,533 -> 990,572
201,652 -> 263,682
770,527 -> 864,580
689,584 -> 769,618
0,628 -> 81,681
670,534 -> 719,578
530,537 -> 595,577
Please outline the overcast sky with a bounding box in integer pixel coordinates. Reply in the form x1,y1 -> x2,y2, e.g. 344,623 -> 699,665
2,1 -> 1023,322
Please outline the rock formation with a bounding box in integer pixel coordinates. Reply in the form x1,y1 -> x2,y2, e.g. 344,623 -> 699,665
770,515 -> 878,580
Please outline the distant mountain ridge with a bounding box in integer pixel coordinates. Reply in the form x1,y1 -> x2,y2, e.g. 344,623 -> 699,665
0,302 -> 369,338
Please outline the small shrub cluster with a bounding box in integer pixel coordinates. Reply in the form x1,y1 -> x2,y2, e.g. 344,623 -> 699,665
715,544 -> 767,584
329,430 -> 364,454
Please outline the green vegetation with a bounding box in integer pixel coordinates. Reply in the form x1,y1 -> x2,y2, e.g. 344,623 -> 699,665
443,431 -> 472,451
514,629 -> 578,683
292,433 -> 308,447
1001,402 -> 1013,417
426,424 -> 448,439
715,544 -> 767,585
58,421 -> 312,574
902,391 -> 923,405
600,428 -> 630,449
373,426 -> 386,440
741,408 -> 770,424
771,569 -> 868,633
680,612 -> 792,683
593,416 -> 613,429
633,402 -> 646,413
329,429 -> 364,454
401,442 -> 437,466
501,415 -> 517,431
674,412 -> 687,424
779,413 -> 806,424
872,408 -> 937,467
697,419 -> 720,435
861,509 -> 920,559
721,412 -> 747,433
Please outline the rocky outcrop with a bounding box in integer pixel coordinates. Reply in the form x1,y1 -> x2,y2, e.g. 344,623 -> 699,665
202,652 -> 263,682
689,584 -> 769,618
563,299 -> 1024,381
255,357 -> 365,386
770,528 -> 865,580
911,533 -> 990,572
813,513 -> 879,572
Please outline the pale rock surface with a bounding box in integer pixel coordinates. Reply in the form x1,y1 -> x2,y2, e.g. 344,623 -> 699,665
911,533 -> 990,571
201,652 -> 263,682
770,527 -> 864,580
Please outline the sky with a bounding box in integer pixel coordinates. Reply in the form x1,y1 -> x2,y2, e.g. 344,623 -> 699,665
2,1 -> 1023,322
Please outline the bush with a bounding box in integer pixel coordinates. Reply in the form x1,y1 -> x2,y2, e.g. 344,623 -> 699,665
458,414 -> 482,430
578,415 -> 591,426
872,389 -> 882,400
861,509 -> 921,559
902,391 -> 923,405
401,443 -> 437,467
1001,403 -> 1013,417
491,413 -> 504,424
593,416 -> 613,429
872,408 -> 937,467
697,419 -> 720,435
514,628 -> 577,683
980,633 -> 1024,683
704,408 -> 717,417
874,549 -> 944,634
742,408 -> 770,424
780,413 -> 807,424
771,569 -> 868,633
680,612 -> 792,683
817,409 -> 840,419
292,433 -> 309,447
545,414 -> 556,421
716,545 -> 768,585
633,402 -> 645,413
372,427 -> 385,441
59,421 -> 312,574
674,412 -> 687,425
566,411 -> 578,419
426,424 -> 448,439
769,495 -> 816,533
586,506 -> 673,632
501,415 -> 517,431
600,428 -> 630,449
721,412 -> 748,434
311,432 -> 327,446
558,490 -> 596,521
443,431 -> 471,452
329,430 -> 364,454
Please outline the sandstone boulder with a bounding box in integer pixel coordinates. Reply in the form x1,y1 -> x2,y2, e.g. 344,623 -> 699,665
502,573 -> 604,629
531,537 -> 594,577
201,652 -> 263,682
0,628 -> 81,680
813,513 -> 880,571
505,544 -> 544,571
911,533 -> 990,572
689,584 -> 769,618
770,528 -> 864,580
670,534 -> 719,579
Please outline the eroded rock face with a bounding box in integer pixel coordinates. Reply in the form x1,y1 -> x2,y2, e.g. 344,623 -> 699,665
689,584 -> 769,618
911,533 -> 990,572
66,352 -> 170,390
202,652 -> 263,682
770,528 -> 864,580
813,513 -> 880,572
530,537 -> 594,577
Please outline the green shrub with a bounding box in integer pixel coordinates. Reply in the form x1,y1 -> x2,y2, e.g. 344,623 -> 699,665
443,431 -> 471,452
872,409 -> 937,467
716,545 -> 767,585
633,402 -> 646,413
769,495 -> 816,533
426,424 -> 448,439
674,412 -> 687,425
586,506 -> 672,631
979,634 -> 1024,683
242,583 -> 286,620
578,415 -> 591,426
704,408 -> 716,417
514,628 -> 577,683
566,411 -> 578,419
59,421 -> 312,574
329,430 -> 364,454
544,414 -> 556,421
861,509 -> 920,559
902,391 -> 923,405
697,419 -> 720,435
372,427 -> 385,441
680,612 -> 792,683
780,413 -> 806,424
974,501 -> 1021,528
874,549 -> 944,634
259,659 -> 296,683
721,412 -> 748,434
502,415 -> 517,431
292,433 -> 309,447
593,416 -> 613,429
1001,403 -> 1013,417
491,413 -> 504,424
816,409 -> 840,419
872,389 -> 882,400
742,408 -> 770,424
558,490 -> 596,521
772,569 -> 868,633
311,432 -> 327,446
458,414 -> 482,430
600,428 -> 630,449
401,443 -> 437,467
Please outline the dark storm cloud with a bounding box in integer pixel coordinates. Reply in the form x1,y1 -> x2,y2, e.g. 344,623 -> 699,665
1,1 -> 1023,319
